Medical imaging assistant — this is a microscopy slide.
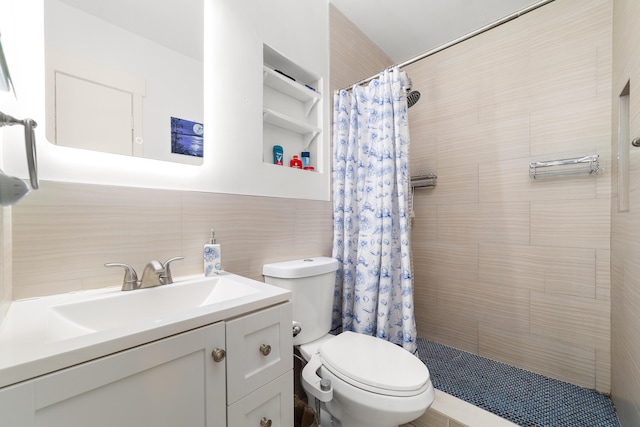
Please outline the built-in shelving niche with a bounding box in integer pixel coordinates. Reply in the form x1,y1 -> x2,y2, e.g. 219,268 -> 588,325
263,44 -> 322,171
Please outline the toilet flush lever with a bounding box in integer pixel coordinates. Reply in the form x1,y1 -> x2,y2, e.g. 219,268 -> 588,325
301,354 -> 332,403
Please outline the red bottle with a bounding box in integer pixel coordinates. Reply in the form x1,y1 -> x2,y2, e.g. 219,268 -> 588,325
290,155 -> 302,169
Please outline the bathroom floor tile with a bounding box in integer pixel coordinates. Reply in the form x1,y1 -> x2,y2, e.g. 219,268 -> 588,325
416,338 -> 620,427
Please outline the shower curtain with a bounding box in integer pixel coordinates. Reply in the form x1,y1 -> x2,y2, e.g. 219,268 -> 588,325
331,67 -> 417,354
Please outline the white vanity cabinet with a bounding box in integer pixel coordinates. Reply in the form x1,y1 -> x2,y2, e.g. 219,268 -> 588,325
227,301 -> 294,426
0,321 -> 227,426
0,302 -> 293,427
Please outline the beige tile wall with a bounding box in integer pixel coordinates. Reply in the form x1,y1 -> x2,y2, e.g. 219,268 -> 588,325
406,0 -> 613,392
611,0 -> 640,424
329,4 -> 393,92
10,181 -> 333,299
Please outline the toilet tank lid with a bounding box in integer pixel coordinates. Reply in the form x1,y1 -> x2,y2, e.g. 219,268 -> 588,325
263,257 -> 339,278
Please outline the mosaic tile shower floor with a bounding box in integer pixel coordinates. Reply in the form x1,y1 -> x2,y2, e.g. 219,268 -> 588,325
416,338 -> 620,427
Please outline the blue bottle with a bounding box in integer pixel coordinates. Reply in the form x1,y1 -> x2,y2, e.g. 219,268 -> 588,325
273,145 -> 284,165
301,151 -> 310,168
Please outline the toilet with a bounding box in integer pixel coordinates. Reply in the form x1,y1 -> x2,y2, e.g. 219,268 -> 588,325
263,257 -> 434,427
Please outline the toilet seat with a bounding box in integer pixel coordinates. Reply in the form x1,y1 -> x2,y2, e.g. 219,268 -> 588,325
319,331 -> 430,397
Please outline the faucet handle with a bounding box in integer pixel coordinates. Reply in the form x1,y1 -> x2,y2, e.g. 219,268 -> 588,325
105,262 -> 139,291
161,256 -> 184,284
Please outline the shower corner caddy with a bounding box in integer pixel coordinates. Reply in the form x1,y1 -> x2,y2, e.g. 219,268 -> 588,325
263,45 -> 323,164
529,154 -> 602,179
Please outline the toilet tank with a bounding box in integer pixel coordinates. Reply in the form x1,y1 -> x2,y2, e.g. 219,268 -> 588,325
263,257 -> 339,345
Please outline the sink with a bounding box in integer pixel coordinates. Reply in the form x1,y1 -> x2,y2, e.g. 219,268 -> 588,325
0,271 -> 291,389
47,275 -> 260,340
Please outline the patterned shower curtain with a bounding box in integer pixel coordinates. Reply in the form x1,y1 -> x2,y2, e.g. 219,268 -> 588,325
331,67 -> 417,354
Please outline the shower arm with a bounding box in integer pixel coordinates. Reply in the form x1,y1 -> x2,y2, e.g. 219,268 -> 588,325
0,111 -> 38,190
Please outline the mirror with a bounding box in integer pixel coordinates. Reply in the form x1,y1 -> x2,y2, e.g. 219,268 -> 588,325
3,0 -> 331,201
44,0 -> 204,165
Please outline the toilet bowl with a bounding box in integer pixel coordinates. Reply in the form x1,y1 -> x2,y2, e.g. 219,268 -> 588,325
263,257 -> 434,427
301,331 -> 434,427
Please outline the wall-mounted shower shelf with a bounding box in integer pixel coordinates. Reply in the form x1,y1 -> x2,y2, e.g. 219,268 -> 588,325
529,154 -> 601,179
411,173 -> 437,189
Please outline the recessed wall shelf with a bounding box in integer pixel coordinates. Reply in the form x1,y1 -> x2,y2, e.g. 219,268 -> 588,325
263,66 -> 321,117
263,44 -> 323,168
263,108 -> 321,148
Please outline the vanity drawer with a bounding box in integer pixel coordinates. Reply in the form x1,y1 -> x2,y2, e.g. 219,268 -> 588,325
226,302 -> 292,405
227,370 -> 293,427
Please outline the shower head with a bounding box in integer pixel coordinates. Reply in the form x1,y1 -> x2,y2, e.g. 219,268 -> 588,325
400,71 -> 420,108
407,90 -> 421,108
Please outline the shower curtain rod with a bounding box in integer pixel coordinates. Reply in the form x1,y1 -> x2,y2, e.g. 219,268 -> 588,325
339,0 -> 555,92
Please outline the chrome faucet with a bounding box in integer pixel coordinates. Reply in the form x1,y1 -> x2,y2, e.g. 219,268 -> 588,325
139,260 -> 164,288
105,256 -> 184,291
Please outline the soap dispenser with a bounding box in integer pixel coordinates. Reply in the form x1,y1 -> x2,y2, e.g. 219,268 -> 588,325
204,229 -> 221,276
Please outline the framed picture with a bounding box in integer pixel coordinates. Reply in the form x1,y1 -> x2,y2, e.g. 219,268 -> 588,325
171,116 -> 203,158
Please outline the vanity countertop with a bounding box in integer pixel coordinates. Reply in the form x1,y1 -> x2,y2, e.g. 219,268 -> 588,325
0,272 -> 290,389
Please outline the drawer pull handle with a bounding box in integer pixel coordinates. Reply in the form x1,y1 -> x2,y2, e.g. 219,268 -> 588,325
260,417 -> 272,427
259,344 -> 272,356
211,348 -> 226,362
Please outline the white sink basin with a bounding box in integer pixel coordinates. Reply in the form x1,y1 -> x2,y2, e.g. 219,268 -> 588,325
0,272 -> 291,389
48,275 -> 260,340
